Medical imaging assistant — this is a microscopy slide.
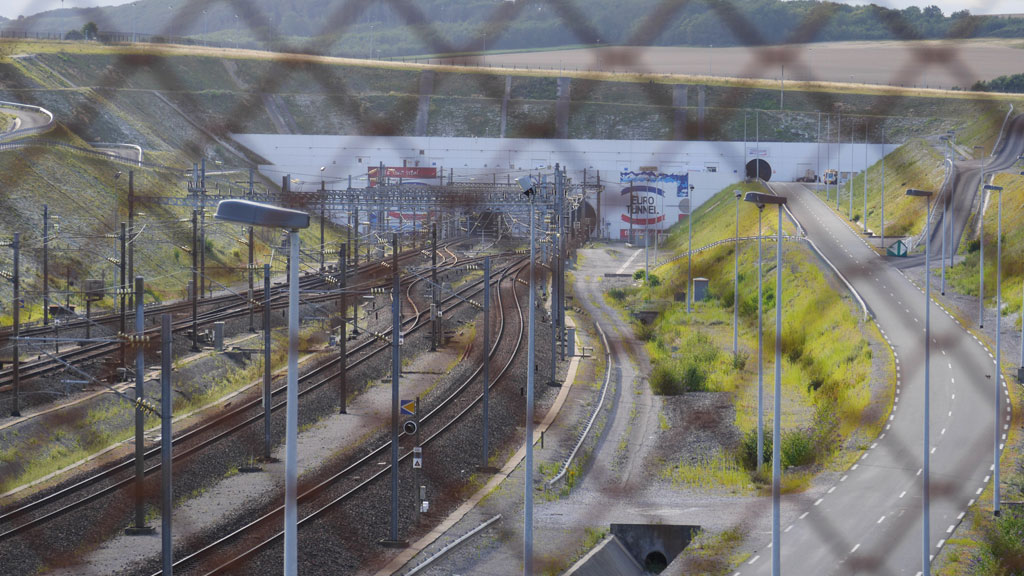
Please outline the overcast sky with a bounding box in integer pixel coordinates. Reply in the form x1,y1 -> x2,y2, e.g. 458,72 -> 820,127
1,0 -> 1020,22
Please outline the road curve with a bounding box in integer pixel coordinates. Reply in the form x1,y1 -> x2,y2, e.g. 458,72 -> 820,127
739,181 -> 1008,576
936,114 -> 1024,255
0,103 -> 53,138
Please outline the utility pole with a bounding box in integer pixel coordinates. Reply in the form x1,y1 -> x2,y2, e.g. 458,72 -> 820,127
320,178 -> 326,271
126,276 -> 153,535
263,264 -> 272,460
864,122 -> 868,234
837,112 -> 842,211
248,169 -> 256,333
481,256 -> 491,468
386,232 -> 404,545
191,210 -> 199,352
43,205 -> 49,326
557,166 -> 566,362
339,244 -> 347,414
431,223 -> 438,351
354,206 -> 360,266
826,114 -> 831,202
10,233 -> 20,417
524,191 -> 537,576
160,313 -> 173,575
127,171 -> 135,308
119,222 -> 127,371
200,194 -> 207,299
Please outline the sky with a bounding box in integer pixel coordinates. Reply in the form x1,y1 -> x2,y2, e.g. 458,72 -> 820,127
1,0 -> 1020,22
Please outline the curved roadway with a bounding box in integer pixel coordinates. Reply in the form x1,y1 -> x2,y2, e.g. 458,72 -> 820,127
737,177 -> 1012,575
936,114 -> 1024,255
0,104 -> 52,137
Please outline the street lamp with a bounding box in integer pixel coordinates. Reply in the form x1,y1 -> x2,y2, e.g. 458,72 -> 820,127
906,187 -> 934,576
984,183 -> 1004,518
743,190 -> 787,576
214,199 -> 309,576
687,184 -> 695,314
975,145 -> 987,328
733,189 -> 741,356
516,175 -> 538,576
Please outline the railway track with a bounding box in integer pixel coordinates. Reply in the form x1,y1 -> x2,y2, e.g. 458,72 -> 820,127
158,256 -> 530,576
0,249 -> 517,545
0,243 -> 461,398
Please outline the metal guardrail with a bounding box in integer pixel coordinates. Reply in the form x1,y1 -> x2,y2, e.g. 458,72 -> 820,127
0,138 -> 175,170
547,321 -> 612,487
403,515 -> 502,575
0,101 -> 55,142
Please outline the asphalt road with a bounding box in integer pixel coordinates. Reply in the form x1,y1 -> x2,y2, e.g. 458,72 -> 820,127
739,180 -> 1010,576
932,114 -> 1024,262
0,104 -> 51,136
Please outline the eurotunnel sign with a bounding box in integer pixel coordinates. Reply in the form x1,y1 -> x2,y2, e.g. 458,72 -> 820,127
611,170 -> 689,238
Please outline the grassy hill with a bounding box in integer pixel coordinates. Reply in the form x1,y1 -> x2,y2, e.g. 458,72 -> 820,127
947,171 -> 1024,327
615,181 -> 887,492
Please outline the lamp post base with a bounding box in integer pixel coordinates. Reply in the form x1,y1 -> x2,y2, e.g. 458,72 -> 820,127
379,539 -> 409,549
125,526 -> 156,536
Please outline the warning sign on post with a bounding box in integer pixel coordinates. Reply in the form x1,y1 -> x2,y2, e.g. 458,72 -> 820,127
401,400 -> 416,416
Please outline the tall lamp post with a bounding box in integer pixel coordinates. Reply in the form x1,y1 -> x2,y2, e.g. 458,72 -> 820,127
733,189 -> 741,356
687,184 -> 695,314
974,145 -> 987,328
215,200 -> 310,576
744,191 -> 787,576
906,188 -> 934,576
516,175 -> 539,576
984,184 -> 1004,517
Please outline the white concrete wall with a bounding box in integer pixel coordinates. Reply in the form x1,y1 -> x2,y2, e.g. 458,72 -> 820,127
233,134 -> 896,238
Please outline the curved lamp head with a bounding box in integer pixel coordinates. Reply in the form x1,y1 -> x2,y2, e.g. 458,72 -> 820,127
517,176 -> 536,197
215,199 -> 310,230
743,191 -> 787,206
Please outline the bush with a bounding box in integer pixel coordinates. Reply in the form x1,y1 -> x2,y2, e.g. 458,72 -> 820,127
739,427 -> 772,470
608,288 -> 627,301
649,362 -> 682,395
984,508 -> 1024,571
781,429 -> 816,468
633,270 -> 645,281
967,238 -> 981,253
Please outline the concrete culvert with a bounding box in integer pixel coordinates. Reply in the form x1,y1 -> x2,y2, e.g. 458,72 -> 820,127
644,550 -> 668,573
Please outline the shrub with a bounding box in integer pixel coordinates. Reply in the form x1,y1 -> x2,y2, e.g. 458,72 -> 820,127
739,427 -> 772,471
781,429 -> 816,468
608,288 -> 627,301
985,508 -> 1024,571
731,351 -> 748,371
852,214 -> 861,223
633,270 -> 645,281
649,361 -> 683,395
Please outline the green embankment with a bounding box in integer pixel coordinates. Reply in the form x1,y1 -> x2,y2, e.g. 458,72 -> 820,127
618,182 -> 884,491
0,125 -> 346,326
812,138 -> 948,240
947,172 -> 1024,328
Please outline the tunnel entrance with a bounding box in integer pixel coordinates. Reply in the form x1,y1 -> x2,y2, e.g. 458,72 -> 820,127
746,159 -> 772,181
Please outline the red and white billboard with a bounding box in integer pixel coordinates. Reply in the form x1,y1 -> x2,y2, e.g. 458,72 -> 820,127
368,166 -> 438,186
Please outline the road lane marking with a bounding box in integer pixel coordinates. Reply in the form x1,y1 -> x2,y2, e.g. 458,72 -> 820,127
749,555 -> 760,565
877,516 -> 886,524
800,512 -> 809,519
851,544 -> 861,553
900,491 -> 907,498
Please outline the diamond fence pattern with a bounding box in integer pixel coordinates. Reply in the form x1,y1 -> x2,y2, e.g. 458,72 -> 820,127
0,0 -> 1019,574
